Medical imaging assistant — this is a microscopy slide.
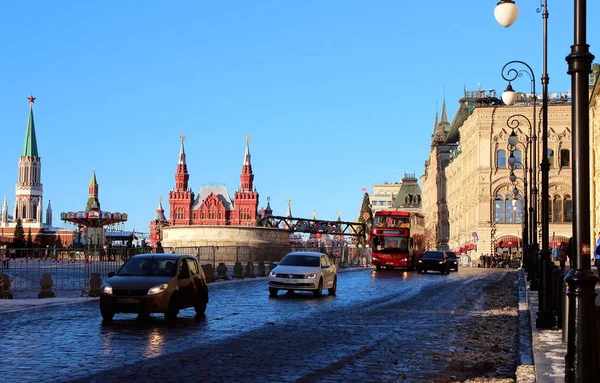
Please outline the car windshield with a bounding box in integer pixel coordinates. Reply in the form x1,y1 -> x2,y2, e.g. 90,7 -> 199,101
117,258 -> 177,277
447,252 -> 457,259
422,252 -> 443,260
278,254 -> 320,267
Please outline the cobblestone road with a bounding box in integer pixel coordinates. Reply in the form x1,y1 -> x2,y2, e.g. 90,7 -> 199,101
0,268 -> 518,382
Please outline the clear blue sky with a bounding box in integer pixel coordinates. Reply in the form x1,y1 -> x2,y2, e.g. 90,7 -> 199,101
0,1 -> 598,234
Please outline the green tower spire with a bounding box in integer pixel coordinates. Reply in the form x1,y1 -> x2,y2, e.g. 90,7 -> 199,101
22,95 -> 39,157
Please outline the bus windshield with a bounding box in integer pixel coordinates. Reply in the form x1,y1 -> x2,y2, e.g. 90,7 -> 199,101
372,235 -> 409,252
374,215 -> 410,228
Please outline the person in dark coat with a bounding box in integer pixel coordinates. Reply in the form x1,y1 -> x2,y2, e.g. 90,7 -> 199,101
155,241 -> 164,253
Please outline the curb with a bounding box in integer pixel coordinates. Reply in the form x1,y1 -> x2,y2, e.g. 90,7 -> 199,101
516,268 -> 535,383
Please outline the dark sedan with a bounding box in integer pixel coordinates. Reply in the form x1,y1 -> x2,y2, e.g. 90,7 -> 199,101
446,251 -> 459,271
99,254 -> 209,322
416,251 -> 451,274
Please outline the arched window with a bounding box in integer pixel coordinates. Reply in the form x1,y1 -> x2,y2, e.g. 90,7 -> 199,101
513,194 -> 523,223
512,150 -> 523,168
553,195 -> 563,223
497,150 -> 507,168
563,194 -> 573,222
560,149 -> 571,167
22,204 -> 27,219
548,149 -> 555,168
495,194 -> 505,223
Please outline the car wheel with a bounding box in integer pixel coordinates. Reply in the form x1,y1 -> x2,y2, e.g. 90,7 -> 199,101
100,307 -> 114,322
313,279 -> 323,297
269,288 -> 278,297
194,291 -> 207,315
504,264 -> 510,269
165,296 -> 179,322
328,277 -> 337,296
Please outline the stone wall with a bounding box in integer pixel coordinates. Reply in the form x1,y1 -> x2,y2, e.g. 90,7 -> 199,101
162,225 -> 291,251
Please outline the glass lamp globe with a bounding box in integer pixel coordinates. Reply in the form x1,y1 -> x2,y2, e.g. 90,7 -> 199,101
502,83 -> 517,105
508,131 -> 519,147
494,0 -> 519,28
509,172 -> 517,183
508,153 -> 517,166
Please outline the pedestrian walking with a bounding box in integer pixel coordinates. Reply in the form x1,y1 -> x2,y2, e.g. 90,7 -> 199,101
567,237 -> 574,270
1,245 -> 8,268
558,242 -> 567,271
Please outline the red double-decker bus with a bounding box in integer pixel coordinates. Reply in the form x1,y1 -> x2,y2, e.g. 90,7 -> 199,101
370,210 -> 425,270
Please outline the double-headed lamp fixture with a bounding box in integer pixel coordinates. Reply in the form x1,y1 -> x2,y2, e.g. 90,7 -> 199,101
494,0 -> 519,28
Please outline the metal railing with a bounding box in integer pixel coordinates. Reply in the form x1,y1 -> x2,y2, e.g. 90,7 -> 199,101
0,245 -> 371,299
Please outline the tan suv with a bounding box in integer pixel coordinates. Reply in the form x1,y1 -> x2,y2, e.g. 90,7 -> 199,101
100,254 -> 209,322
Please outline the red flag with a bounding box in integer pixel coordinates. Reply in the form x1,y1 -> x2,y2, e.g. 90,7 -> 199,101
361,187 -> 367,191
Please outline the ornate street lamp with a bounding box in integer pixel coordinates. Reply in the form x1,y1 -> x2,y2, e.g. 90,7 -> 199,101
503,113 -> 535,288
500,61 -> 539,294
496,0 -> 598,379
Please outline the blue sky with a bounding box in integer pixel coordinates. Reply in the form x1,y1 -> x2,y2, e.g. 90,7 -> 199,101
0,1 -> 598,234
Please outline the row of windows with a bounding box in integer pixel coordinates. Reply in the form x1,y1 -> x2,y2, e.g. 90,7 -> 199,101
497,149 -> 570,169
372,201 -> 393,206
494,194 -> 573,224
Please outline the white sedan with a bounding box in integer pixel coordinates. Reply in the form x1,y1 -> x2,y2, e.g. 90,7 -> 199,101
268,252 -> 337,297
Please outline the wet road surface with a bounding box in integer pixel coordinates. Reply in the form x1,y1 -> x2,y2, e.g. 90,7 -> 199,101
0,267 -> 518,382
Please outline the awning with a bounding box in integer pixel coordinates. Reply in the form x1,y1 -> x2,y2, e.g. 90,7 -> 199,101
466,243 -> 476,250
496,235 -> 520,247
550,236 -> 569,248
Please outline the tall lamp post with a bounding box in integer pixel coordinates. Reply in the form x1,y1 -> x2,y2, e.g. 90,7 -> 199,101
507,125 -> 529,272
496,2 -> 555,330
500,61 -> 539,291
495,0 -> 598,380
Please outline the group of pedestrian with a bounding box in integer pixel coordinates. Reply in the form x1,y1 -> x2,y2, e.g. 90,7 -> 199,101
478,253 -> 502,268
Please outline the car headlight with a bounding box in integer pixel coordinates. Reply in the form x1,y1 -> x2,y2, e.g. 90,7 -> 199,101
147,284 -> 168,295
305,273 -> 317,279
102,284 -> 113,295
418,260 -> 422,263
269,271 -> 277,277
439,261 -> 444,264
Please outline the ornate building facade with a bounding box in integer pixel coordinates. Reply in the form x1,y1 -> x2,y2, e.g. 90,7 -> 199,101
422,88 -> 573,261
149,135 -> 260,246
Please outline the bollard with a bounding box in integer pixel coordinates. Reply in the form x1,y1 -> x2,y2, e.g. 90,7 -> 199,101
0,273 -> 13,299
202,264 -> 215,283
233,262 -> 244,279
216,262 -> 228,280
38,273 -> 55,298
257,261 -> 266,277
88,273 -> 102,297
245,261 -> 256,278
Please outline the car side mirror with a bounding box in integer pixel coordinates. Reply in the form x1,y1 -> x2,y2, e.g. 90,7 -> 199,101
322,265 -> 329,269
108,272 -> 115,278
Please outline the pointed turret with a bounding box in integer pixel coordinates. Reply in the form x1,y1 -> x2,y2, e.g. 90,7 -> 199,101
440,99 -> 449,125
233,135 -> 259,226
243,136 -> 251,166
285,199 -> 292,218
22,95 -> 39,157
86,170 -> 101,211
178,135 -> 186,165
15,95 -> 43,225
1,196 -> 7,226
239,135 -> 254,192
46,199 -> 52,227
154,196 -> 167,222
264,196 -> 273,216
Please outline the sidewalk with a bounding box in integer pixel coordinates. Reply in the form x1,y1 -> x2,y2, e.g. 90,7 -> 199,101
521,267 -> 600,383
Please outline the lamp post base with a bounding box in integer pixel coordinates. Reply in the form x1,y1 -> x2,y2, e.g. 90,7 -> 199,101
565,268 -> 599,382
536,309 -> 556,329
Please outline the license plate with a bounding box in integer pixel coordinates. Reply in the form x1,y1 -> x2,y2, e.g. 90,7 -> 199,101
117,298 -> 139,304
286,279 -> 300,284
386,262 -> 395,265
